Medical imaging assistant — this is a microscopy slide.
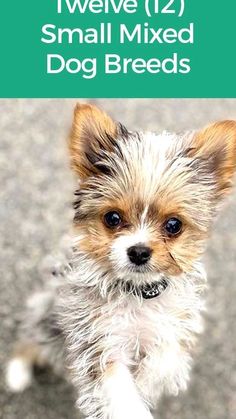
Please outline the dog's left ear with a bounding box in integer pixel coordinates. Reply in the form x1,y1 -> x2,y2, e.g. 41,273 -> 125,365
188,120 -> 236,199
69,103 -> 120,180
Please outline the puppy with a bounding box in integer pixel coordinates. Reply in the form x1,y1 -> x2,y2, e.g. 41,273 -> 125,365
6,104 -> 236,419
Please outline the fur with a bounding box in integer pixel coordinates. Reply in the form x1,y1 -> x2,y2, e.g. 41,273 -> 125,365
6,104 -> 236,419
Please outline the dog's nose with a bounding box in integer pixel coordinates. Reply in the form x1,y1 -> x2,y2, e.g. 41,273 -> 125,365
127,245 -> 152,266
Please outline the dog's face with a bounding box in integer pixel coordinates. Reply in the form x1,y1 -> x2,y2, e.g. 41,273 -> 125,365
69,104 -> 236,284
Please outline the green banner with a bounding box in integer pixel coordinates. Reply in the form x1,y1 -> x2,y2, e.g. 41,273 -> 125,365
0,1 -> 235,97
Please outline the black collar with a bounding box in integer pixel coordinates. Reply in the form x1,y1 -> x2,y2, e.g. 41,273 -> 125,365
124,278 -> 168,300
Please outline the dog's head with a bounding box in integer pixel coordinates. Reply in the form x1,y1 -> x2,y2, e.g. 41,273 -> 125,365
69,103 -> 236,285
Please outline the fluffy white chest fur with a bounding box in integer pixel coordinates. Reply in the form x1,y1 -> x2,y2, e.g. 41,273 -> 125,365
61,262 -> 206,418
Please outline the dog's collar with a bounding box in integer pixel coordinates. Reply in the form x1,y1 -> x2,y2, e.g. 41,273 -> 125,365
124,278 -> 168,300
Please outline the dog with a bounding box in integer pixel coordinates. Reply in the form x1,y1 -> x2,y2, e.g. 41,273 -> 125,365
6,104 -> 236,419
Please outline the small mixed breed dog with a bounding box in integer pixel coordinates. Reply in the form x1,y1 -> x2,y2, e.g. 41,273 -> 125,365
6,104 -> 236,419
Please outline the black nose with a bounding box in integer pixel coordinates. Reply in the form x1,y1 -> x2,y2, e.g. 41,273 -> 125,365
127,245 -> 152,266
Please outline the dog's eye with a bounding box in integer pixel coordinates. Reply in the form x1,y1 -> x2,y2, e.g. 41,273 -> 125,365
104,211 -> 122,228
164,218 -> 182,237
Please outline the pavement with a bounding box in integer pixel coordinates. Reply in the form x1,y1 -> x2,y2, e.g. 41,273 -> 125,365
0,99 -> 236,419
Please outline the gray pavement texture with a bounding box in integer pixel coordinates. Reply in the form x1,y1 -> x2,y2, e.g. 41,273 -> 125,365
0,99 -> 236,419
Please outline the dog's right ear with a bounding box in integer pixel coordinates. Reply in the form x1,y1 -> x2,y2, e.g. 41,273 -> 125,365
188,120 -> 236,200
69,103 -> 120,180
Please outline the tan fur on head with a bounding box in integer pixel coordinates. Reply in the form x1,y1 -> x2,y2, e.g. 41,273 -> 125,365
69,105 -> 236,282
69,103 -> 118,179
190,120 -> 236,197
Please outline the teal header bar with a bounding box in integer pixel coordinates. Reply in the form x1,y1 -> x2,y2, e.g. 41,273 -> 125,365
0,1 -> 235,97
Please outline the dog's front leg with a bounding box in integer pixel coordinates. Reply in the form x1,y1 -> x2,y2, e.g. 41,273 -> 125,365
102,362 -> 153,419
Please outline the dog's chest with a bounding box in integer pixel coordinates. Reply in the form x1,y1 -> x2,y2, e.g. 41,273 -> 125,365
101,297 -> 182,363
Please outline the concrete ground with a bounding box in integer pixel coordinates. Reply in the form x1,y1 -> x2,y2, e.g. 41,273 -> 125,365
0,99 -> 236,419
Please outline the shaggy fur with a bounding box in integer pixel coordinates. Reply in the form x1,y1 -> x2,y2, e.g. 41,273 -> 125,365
6,104 -> 236,419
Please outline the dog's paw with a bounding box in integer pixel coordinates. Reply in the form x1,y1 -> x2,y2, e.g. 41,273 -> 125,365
111,403 -> 153,419
6,358 -> 32,392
